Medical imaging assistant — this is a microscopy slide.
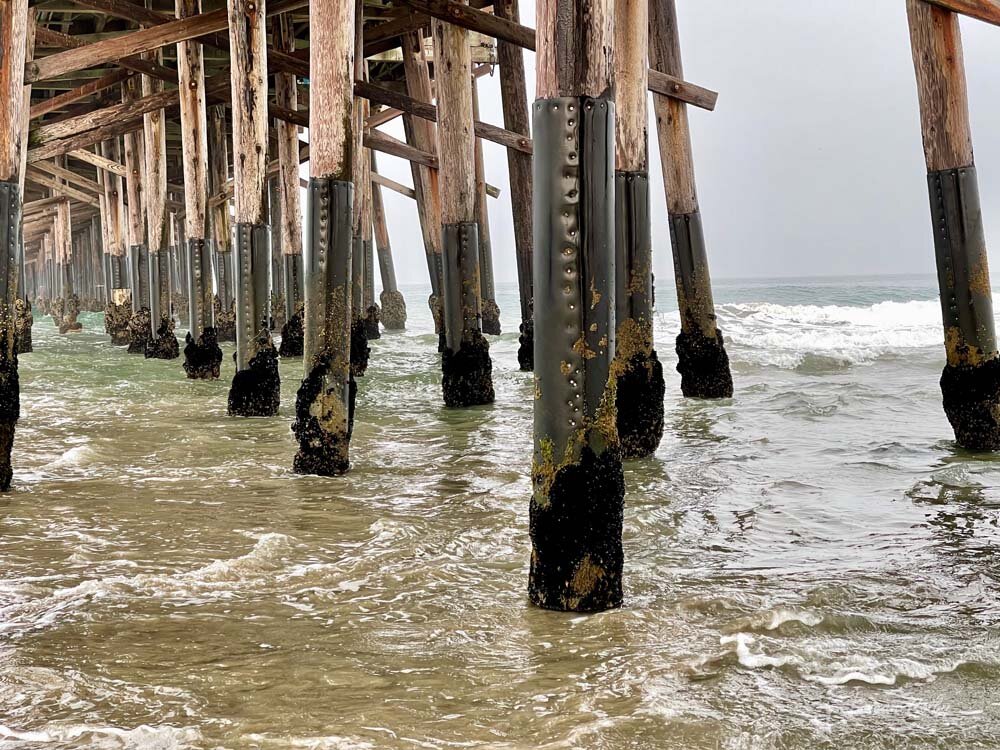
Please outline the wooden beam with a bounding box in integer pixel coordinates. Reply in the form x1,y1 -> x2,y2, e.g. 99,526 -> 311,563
67,0 -> 309,78
29,68 -> 131,120
274,11 -> 301,257
25,0 -> 308,85
364,129 -> 439,169
396,0 -> 717,111
925,0 -> 1000,26
31,159 -> 104,196
68,147 -> 126,176
25,167 -> 100,206
0,0 -> 29,181
355,79 -> 533,154
371,171 -> 415,199
32,25 -> 180,86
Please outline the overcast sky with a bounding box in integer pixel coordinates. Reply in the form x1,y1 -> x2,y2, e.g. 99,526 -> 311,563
366,1 -> 1000,284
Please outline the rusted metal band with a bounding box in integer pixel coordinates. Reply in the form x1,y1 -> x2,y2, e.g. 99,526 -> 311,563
669,210 -> 717,338
0,182 -> 21,312
363,239 -> 376,310
441,221 -> 481,352
532,96 -> 616,466
928,166 -> 997,365
351,236 -> 364,320
614,171 -> 652,330
186,238 -> 212,335
283,253 -> 303,321
303,177 -> 353,373
233,222 -> 271,371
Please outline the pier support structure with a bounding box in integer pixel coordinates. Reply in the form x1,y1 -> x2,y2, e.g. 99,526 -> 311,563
142,55 -> 179,360
100,140 -> 131,345
293,0 -> 356,475
401,31 -> 444,343
529,0 -> 623,611
907,0 -> 1000,450
350,93 -> 371,374
178,0 -> 221,379
0,0 -> 28,489
434,12 -> 495,407
359,156 -> 380,342
613,0 -> 664,459
226,0 -> 280,416
123,77 -> 151,355
208,105 -> 236,343
276,11 -> 304,358
650,0 -> 732,399
54,193 -> 80,333
495,0 -> 533,369
472,78 -> 500,336
370,152 -> 406,330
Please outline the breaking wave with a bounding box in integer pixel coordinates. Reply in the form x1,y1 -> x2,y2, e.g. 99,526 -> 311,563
714,299 -> 942,369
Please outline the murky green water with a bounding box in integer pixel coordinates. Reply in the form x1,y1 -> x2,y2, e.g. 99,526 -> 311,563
1,277 -> 999,749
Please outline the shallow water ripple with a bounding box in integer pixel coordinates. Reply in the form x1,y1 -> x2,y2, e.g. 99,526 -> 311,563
1,278 -> 999,749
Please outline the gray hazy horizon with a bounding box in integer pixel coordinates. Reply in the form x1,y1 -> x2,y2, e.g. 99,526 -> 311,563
362,1 -> 1000,287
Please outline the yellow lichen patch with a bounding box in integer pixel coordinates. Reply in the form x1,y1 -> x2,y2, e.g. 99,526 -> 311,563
969,259 -> 993,298
532,437 -> 556,506
589,323 -> 598,332
569,555 -> 605,597
311,387 -> 348,434
944,325 -> 987,367
590,277 -> 602,309
614,317 -> 653,363
534,375 -> 542,400
560,361 -> 572,376
573,334 -> 597,360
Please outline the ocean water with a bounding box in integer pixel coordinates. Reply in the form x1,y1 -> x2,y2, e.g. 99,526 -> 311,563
1,274 -> 998,749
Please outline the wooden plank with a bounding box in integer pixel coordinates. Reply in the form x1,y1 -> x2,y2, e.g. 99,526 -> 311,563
647,68 -> 716,112
25,0 -> 308,85
25,167 -> 100,206
31,159 -> 104,196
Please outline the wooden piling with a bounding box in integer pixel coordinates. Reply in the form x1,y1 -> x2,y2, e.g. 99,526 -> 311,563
433,11 -> 495,407
529,0 -> 622,611
401,31 -> 445,341
471,77 -> 500,336
207,104 -> 235,342
99,138 -> 131,344
276,11 -> 304,357
612,0 -> 664,459
906,0 -> 1000,449
141,49 -> 179,359
122,76 -> 152,354
226,0 -> 280,416
292,0 -> 356,476
177,0 -> 221,378
370,151 -> 406,330
649,0 -> 732,399
495,0 -> 533,370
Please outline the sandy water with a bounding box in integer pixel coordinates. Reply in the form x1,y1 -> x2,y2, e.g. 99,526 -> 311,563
1,275 -> 998,749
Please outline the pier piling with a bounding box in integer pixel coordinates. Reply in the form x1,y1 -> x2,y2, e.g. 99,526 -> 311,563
613,0 -> 664,459
650,0 -> 732,399
226,0 -> 280,416
434,11 -> 495,408
177,0 -> 221,379
370,152 -> 406,330
529,0 -> 623,611
292,0 -> 356,475
907,0 -> 1000,450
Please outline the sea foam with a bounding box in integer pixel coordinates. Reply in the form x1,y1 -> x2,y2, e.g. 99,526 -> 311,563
712,299 -> 942,368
